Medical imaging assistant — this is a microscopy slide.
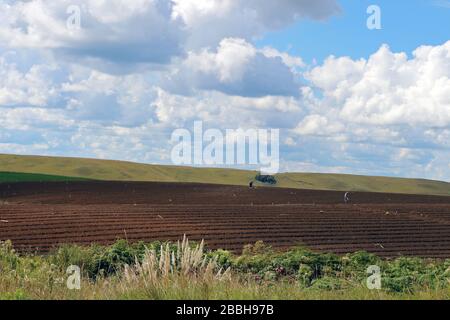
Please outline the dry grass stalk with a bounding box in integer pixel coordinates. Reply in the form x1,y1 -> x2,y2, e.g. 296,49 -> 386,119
123,235 -> 231,284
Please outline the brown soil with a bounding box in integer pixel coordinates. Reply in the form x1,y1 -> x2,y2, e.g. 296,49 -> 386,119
1,181 -> 449,257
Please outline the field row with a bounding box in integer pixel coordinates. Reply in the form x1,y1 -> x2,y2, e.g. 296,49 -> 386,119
2,203 -> 450,257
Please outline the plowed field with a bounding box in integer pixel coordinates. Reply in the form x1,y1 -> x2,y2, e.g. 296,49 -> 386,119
1,181 -> 450,257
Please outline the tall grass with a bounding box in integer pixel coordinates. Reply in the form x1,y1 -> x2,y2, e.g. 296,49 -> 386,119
122,236 -> 230,286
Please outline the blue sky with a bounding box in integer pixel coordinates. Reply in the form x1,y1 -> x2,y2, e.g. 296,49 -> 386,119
0,0 -> 449,181
258,0 -> 450,63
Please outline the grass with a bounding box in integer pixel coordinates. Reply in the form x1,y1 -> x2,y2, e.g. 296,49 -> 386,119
0,154 -> 449,196
0,153 -> 256,186
0,172 -> 89,183
1,238 -> 449,300
276,172 -> 450,196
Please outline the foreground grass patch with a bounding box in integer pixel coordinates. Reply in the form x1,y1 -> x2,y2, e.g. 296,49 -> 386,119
0,238 -> 449,300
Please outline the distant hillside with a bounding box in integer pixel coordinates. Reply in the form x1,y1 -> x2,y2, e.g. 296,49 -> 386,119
275,173 -> 450,196
0,154 -> 449,196
0,154 -> 256,185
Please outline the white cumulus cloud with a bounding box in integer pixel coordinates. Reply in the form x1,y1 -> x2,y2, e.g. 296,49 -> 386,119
305,41 -> 450,127
163,38 -> 301,97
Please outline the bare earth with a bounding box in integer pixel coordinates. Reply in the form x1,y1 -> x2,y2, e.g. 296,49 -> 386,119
1,181 -> 450,257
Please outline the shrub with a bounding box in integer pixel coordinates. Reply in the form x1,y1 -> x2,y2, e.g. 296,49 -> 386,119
382,257 -> 426,293
344,251 -> 380,269
255,174 -> 277,185
297,264 -> 314,286
210,249 -> 233,269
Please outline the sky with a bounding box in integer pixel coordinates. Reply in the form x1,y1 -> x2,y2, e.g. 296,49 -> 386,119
0,0 -> 449,180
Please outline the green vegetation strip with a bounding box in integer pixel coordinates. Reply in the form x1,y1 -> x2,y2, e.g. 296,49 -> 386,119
1,239 -> 449,300
0,172 -> 90,183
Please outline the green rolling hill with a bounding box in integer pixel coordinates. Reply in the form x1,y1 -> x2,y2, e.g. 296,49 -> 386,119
0,154 -> 449,196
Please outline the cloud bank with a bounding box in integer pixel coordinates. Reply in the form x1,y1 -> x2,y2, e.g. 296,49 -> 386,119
0,0 -> 449,181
